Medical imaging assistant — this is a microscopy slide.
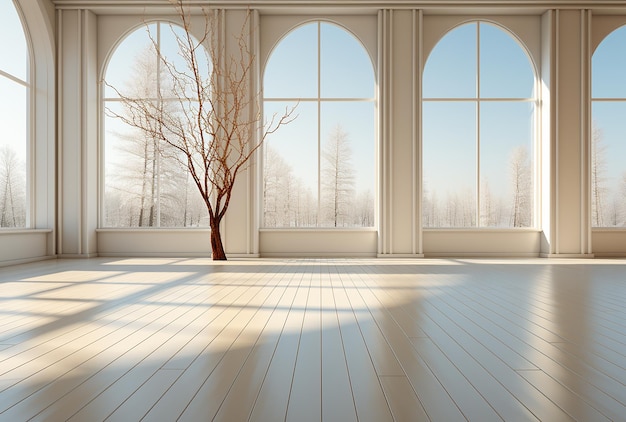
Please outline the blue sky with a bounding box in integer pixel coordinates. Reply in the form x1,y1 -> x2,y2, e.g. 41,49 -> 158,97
593,26 -> 626,196
0,0 -> 28,162
0,1 -> 27,80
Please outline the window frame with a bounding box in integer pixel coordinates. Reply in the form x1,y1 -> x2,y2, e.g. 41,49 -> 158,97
100,20 -> 210,229
590,24 -> 626,229
0,0 -> 31,229
261,19 -> 378,229
421,20 -> 539,229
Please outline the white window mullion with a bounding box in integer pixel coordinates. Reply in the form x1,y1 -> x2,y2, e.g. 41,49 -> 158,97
317,21 -> 322,227
155,22 -> 162,227
476,22 -> 481,227
0,70 -> 28,87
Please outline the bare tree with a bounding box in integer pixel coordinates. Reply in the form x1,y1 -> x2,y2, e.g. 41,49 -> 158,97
422,180 -> 440,228
321,124 -> 355,227
107,129 -> 158,226
355,189 -> 374,227
263,144 -> 294,227
619,172 -> 626,226
294,181 -> 317,227
606,197 -> 620,227
480,179 -> 496,226
444,193 -> 459,227
180,171 -> 208,226
591,124 -> 608,227
509,145 -> 532,227
0,146 -> 26,228
263,144 -> 320,227
105,3 -> 295,259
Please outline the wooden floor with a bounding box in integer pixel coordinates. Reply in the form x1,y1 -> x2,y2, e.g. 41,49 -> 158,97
1,258 -> 626,421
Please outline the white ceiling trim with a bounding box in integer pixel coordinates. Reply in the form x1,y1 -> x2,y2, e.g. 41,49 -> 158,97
51,0 -> 626,8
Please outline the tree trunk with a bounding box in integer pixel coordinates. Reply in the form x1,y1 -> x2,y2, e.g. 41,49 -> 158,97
210,218 -> 227,260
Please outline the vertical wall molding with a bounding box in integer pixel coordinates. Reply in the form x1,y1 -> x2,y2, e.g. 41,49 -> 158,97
415,9 -> 424,256
57,8 -> 98,258
56,9 -> 64,256
78,8 -> 85,255
577,8 -> 592,256
542,8 -> 594,258
378,8 -> 423,258
19,0 -> 57,259
221,8 -> 261,257
378,9 -> 391,255
250,8 -> 261,256
540,10 -> 556,256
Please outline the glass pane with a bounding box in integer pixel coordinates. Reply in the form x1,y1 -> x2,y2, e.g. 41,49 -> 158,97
423,23 -> 477,99
320,101 -> 375,227
0,77 -> 27,159
320,23 -> 375,99
263,101 -> 318,227
480,102 -> 534,227
104,22 -> 214,228
104,24 -> 158,99
480,23 -> 535,99
0,77 -> 27,228
422,101 -> 477,227
593,26 -> 626,99
264,23 -> 318,99
158,151 -> 208,227
104,100 -> 160,227
160,23 -> 188,67
160,24 -> 211,99
104,99 -> 210,228
591,102 -> 626,227
0,0 -> 28,81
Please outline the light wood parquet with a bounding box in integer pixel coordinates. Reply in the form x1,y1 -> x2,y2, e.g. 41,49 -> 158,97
1,257 -> 625,421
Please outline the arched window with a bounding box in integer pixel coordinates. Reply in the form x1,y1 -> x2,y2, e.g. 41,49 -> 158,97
262,22 -> 376,228
422,22 -> 536,228
102,22 -> 208,228
591,26 -> 626,227
0,0 -> 29,228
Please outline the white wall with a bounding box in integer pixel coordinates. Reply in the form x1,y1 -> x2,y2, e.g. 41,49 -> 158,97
6,0 -> 626,264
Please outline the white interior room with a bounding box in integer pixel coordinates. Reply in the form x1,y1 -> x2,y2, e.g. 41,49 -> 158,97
2,0 -> 626,420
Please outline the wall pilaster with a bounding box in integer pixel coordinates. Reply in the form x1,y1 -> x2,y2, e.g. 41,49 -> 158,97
57,8 -> 98,257
378,9 -> 423,257
541,9 -> 593,257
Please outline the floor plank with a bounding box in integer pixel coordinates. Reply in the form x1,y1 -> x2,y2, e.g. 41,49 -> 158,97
247,266 -> 310,422
333,268 -> 394,422
285,265 -> 322,422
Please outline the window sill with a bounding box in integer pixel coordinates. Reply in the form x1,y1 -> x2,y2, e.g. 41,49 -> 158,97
0,229 -> 52,235
97,228 -> 211,233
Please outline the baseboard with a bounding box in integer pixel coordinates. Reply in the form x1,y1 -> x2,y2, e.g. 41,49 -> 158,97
57,253 -> 99,259
423,252 -> 540,258
591,252 -> 626,258
539,253 -> 595,258
261,252 -> 377,258
226,254 -> 261,258
377,254 -> 425,258
0,255 -> 56,268
97,252 -> 209,258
